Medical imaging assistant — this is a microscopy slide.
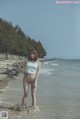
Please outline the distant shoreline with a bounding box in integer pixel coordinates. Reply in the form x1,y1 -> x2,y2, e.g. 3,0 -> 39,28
39,58 -> 80,62
39,58 -> 56,62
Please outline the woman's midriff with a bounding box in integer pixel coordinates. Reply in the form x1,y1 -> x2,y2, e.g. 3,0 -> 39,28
24,73 -> 36,83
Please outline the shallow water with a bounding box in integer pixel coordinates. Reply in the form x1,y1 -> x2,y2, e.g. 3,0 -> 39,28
0,59 -> 80,119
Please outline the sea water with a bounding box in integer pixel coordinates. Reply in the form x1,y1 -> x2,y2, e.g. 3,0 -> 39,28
0,59 -> 80,119
38,59 -> 80,119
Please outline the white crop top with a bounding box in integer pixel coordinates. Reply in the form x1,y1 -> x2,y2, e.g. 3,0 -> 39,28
25,61 -> 39,74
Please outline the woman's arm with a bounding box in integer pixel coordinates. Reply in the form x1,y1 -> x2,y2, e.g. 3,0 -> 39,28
35,61 -> 41,80
17,59 -> 27,73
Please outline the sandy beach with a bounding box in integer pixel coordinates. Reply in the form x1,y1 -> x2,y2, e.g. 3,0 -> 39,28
0,59 -> 44,119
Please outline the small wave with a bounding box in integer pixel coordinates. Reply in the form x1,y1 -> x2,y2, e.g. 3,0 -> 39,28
0,89 -> 7,93
0,101 -> 14,106
40,68 -> 54,75
4,102 -> 13,105
7,88 -> 22,91
0,87 -> 22,92
50,63 -> 58,66
43,62 -> 49,65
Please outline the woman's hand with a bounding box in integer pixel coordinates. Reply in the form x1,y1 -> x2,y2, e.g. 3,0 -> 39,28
34,61 -> 41,81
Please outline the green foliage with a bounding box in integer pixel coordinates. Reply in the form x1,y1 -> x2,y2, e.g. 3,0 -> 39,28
0,18 -> 46,58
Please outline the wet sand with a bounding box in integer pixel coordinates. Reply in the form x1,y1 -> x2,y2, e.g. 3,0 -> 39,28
0,74 -> 44,119
0,74 -> 80,119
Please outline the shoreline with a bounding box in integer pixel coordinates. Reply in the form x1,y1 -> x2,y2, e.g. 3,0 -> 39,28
0,59 -> 80,119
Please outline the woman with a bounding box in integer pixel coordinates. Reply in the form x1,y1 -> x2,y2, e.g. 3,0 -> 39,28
18,49 -> 41,108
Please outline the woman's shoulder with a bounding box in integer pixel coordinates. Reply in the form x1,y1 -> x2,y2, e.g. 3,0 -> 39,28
36,60 -> 41,66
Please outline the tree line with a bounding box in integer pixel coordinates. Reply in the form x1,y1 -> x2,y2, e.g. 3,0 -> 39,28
0,18 -> 46,58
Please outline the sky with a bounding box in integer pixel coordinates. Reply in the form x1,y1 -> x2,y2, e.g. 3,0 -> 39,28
0,0 -> 80,59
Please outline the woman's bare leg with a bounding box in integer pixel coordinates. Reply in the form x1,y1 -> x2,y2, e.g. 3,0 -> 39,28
22,76 -> 29,105
31,81 -> 37,107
